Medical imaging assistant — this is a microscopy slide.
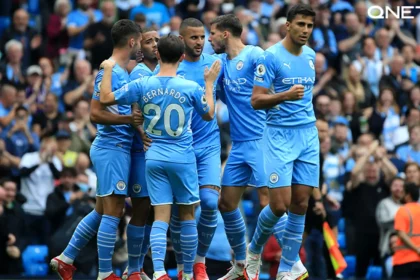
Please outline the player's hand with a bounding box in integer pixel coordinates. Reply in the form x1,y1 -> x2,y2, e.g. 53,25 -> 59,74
313,201 -> 326,219
204,60 -> 221,83
141,131 -> 152,152
100,59 -> 116,70
285,85 -> 304,100
132,109 -> 144,126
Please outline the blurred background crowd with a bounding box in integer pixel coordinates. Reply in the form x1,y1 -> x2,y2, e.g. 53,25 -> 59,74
0,0 -> 419,279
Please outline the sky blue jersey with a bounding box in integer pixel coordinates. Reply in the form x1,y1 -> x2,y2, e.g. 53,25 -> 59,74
219,45 -> 266,141
177,54 -> 220,149
113,76 -> 210,163
129,63 -> 155,152
254,43 -> 316,127
91,65 -> 133,153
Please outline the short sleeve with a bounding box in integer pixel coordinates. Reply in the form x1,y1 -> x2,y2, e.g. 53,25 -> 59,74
92,70 -> 104,101
254,51 -> 277,89
114,79 -> 142,105
394,207 -> 409,233
192,85 -> 210,116
66,12 -> 78,28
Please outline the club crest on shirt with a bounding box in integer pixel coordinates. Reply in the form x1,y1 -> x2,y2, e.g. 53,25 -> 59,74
256,64 -> 266,76
116,180 -> 126,191
236,61 -> 244,70
269,173 -> 279,184
201,95 -> 207,105
133,184 -> 141,193
309,60 -> 315,70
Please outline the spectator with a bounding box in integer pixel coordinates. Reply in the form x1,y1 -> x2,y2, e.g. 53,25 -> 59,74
396,124 -> 420,165
404,162 -> 420,187
0,40 -> 26,86
0,9 -> 42,69
66,0 -> 103,55
69,99 -> 96,149
75,152 -> 97,193
56,129 -> 79,167
19,137 -> 62,244
31,93 -> 62,138
84,0 -> 116,70
0,139 -> 21,180
343,62 -> 376,110
129,0 -> 170,29
62,59 -> 93,107
0,83 -> 17,130
0,178 -> 25,275
25,65 -> 46,112
46,0 -> 71,60
376,176 -> 404,262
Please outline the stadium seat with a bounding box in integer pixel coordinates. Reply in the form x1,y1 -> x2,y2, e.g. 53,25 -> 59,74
338,218 -> 345,233
22,245 -> 49,277
337,232 -> 346,249
366,265 -> 383,280
242,200 -> 254,217
341,255 -> 356,278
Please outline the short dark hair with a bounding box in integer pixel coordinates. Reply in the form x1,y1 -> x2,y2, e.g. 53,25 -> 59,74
286,4 -> 316,22
0,177 -> 14,187
157,34 -> 184,64
210,14 -> 242,38
404,182 -> 419,202
61,167 -> 78,178
142,26 -> 158,34
180,18 -> 204,35
15,105 -> 28,114
111,19 -> 142,48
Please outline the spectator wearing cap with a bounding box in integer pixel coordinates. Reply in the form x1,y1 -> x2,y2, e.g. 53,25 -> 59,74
2,105 -> 39,179
25,65 -> 47,112
0,83 -> 18,130
404,162 -> 420,187
0,9 -> 42,69
376,175 -> 405,262
0,40 -> 25,86
19,137 -> 62,245
55,129 -> 78,167
396,124 -> 420,165
31,93 -> 62,139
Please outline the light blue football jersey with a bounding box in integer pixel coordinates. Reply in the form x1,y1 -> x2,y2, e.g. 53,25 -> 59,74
91,65 -> 133,153
129,63 -> 155,152
254,43 -> 316,127
113,76 -> 210,163
219,45 -> 266,141
176,54 -> 220,149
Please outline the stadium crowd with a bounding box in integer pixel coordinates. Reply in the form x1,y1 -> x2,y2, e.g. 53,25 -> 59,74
0,0 -> 419,279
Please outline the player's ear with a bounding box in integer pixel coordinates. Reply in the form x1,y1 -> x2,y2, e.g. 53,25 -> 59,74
223,30 -> 228,39
156,51 -> 161,61
129,37 -> 135,48
179,34 -> 184,41
286,21 -> 290,31
179,53 -> 185,63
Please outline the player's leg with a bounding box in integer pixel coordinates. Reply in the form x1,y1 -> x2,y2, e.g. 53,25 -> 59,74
170,204 -> 184,278
218,143 -> 250,280
170,161 -> 201,280
124,152 -> 151,280
94,148 -> 131,280
278,126 -> 319,280
147,160 -> 173,280
194,145 -> 221,280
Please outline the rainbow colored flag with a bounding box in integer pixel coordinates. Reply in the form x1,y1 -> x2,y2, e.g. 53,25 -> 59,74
323,222 -> 347,275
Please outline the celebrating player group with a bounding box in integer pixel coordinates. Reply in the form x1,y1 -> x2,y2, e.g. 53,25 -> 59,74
49,4 -> 319,280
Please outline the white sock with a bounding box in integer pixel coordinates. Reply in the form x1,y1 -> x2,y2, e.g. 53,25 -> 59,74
195,255 -> 206,264
58,253 -> 74,265
185,273 -> 193,279
154,271 -> 167,279
98,271 -> 112,279
177,264 -> 184,273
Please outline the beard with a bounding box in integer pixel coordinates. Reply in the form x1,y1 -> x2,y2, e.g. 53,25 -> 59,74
102,16 -> 115,25
185,45 -> 202,58
80,4 -> 89,11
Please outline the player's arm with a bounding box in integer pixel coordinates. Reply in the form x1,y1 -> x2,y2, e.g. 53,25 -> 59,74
251,53 -> 304,110
99,60 -> 141,106
200,60 -> 222,120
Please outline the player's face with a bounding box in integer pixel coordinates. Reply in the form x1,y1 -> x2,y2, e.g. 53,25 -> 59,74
141,31 -> 159,61
182,26 -> 205,58
209,24 -> 226,54
129,34 -> 142,60
287,14 -> 314,46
